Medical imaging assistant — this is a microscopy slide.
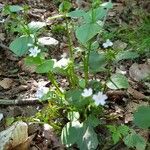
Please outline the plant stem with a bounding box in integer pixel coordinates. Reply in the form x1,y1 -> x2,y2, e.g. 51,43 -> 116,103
48,72 -> 63,95
84,43 -> 91,87
65,18 -> 77,88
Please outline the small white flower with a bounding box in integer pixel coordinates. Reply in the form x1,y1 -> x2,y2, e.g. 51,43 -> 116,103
54,58 -> 70,68
29,46 -> 41,57
35,86 -> 49,99
103,39 -> 113,48
81,88 -> 93,97
92,92 -> 108,106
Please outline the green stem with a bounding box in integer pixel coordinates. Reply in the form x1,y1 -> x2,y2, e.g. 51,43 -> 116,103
65,17 -> 77,88
48,72 -> 63,95
48,14 -> 65,20
84,43 -> 91,87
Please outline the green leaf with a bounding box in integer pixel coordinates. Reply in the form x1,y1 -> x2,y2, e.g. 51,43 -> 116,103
25,56 -> 43,66
85,115 -> 101,127
78,125 -> 98,150
9,5 -> 23,12
9,36 -> 33,56
133,106 -> 150,129
83,2 -> 113,23
91,41 -> 99,50
107,73 -> 129,89
100,2 -> 113,9
36,59 -> 54,73
28,21 -> 46,33
66,89 -> 81,103
124,132 -> 146,150
61,121 -> 82,147
89,51 -> 107,73
107,125 -> 120,144
76,23 -> 101,43
112,132 -> 121,144
67,111 -> 80,121
115,51 -> 139,62
59,1 -> 72,13
118,125 -> 129,136
68,9 -> 86,18
108,125 -> 129,144
79,79 -> 86,88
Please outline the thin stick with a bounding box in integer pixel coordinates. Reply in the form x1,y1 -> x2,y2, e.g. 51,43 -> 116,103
0,98 -> 45,106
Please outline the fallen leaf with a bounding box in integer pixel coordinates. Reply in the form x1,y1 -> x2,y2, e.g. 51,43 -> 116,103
113,40 -> 127,50
13,134 -> 35,150
0,121 -> 28,150
0,78 -> 13,89
127,87 -> 146,100
129,61 -> 150,81
0,33 -> 5,41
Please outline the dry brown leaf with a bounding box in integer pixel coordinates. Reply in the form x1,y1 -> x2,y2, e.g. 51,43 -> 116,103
127,87 -> 146,100
113,40 -> 127,50
0,33 -> 5,41
0,78 -> 13,89
0,121 -> 28,150
12,134 -> 35,150
129,61 -> 150,81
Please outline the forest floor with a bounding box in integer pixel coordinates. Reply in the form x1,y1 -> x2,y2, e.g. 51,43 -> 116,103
0,0 -> 150,150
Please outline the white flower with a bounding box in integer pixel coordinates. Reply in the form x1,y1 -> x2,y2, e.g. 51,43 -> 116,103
81,88 -> 93,97
92,92 -> 108,106
35,86 -> 49,99
29,46 -> 41,57
103,39 -> 113,48
54,58 -> 70,68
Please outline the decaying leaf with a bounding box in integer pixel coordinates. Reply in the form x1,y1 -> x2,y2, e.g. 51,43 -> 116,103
129,61 -> 150,81
127,87 -> 146,100
0,121 -> 28,150
113,40 -> 127,50
0,78 -> 13,89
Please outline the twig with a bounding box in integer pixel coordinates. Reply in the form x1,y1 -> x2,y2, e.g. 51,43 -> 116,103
0,98 -> 46,106
0,42 -> 10,51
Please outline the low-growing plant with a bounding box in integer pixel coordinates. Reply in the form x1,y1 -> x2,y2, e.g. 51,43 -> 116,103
2,1 -> 150,150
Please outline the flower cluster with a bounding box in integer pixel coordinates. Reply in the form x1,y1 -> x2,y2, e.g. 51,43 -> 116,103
81,88 -> 108,106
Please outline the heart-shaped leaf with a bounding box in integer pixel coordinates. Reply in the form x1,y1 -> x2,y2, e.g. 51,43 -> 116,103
133,106 -> 150,129
36,59 -> 54,73
9,36 -> 33,56
76,23 -> 101,43
107,74 -> 129,89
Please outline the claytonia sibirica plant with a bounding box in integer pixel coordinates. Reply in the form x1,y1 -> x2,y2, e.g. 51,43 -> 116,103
8,2 -> 143,150
103,39 -> 113,48
28,46 -> 41,57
